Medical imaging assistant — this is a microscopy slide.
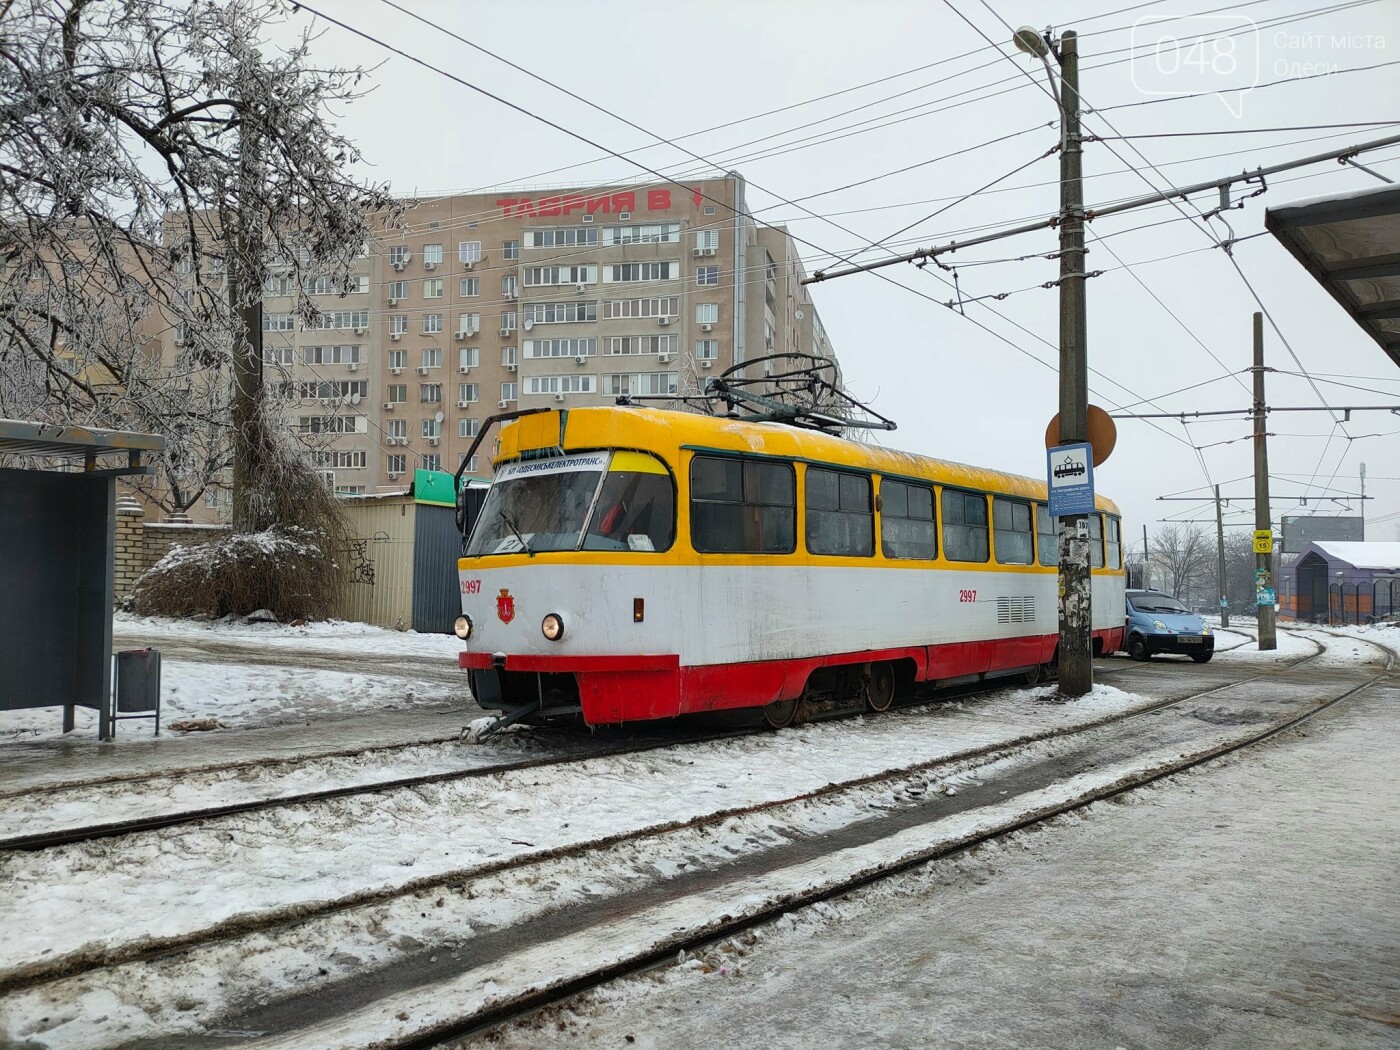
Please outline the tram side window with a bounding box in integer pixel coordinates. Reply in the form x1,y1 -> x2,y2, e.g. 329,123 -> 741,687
993,498 -> 1033,565
1089,513 -> 1105,568
942,489 -> 989,562
1036,504 -> 1059,566
806,468 -> 873,557
690,455 -> 796,554
880,479 -> 937,560
1106,515 -> 1122,568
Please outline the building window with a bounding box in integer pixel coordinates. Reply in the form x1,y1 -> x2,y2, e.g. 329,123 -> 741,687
602,223 -> 681,245
527,374 -> 596,395
993,498 -> 1034,565
423,454 -> 441,472
525,337 -> 598,359
420,383 -> 442,403
388,280 -> 408,300
267,345 -> 295,366
697,266 -> 719,286
388,348 -> 407,370
525,227 -> 599,248
502,274 -> 518,298
603,297 -> 678,319
501,382 -> 518,403
501,346 -> 517,367
423,313 -> 443,334
606,262 -> 677,283
942,489 -> 989,563
311,310 -> 368,330
423,243 -> 444,265
302,344 -> 360,365
386,384 -> 406,403
696,229 -> 720,251
456,313 -> 480,337
297,415 -> 363,434
459,454 -> 479,473
264,275 -> 295,296
524,265 -> 597,286
459,241 -> 482,263
460,277 -> 480,297
389,314 -> 408,335
806,468 -> 873,557
880,479 -> 936,560
422,347 -> 442,369
502,240 -> 519,260
262,313 -> 295,332
458,383 -> 479,404
696,303 -> 719,325
524,301 -> 597,324
459,418 -> 479,439
458,346 -> 479,370
695,339 -> 719,360
605,335 -> 675,356
388,418 -> 407,439
423,278 -> 444,299
601,372 -> 678,396
389,245 -> 410,267
501,311 -> 518,333
387,454 -> 406,474
689,455 -> 795,554
422,418 -> 441,439
704,205 -> 717,216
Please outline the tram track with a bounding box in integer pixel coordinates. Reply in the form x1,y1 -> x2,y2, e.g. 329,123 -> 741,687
0,628 -> 1373,1039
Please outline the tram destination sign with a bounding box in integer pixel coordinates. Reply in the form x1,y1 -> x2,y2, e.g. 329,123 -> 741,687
1047,442 -> 1095,518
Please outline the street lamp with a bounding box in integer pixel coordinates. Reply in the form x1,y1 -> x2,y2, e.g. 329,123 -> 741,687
1013,26 -> 1093,697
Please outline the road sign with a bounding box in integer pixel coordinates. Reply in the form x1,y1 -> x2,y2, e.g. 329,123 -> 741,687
1253,529 -> 1273,554
1047,443 -> 1095,518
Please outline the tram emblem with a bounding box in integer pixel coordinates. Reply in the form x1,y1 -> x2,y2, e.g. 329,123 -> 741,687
496,588 -> 516,625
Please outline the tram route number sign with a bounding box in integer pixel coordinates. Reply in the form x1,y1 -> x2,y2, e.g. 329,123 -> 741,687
1047,443 -> 1095,518
1253,529 -> 1273,554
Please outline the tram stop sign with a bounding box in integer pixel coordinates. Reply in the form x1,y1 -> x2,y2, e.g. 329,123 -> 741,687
1253,529 -> 1274,554
1047,442 -> 1095,518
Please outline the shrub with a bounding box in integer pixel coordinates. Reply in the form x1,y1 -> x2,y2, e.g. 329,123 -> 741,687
132,526 -> 340,620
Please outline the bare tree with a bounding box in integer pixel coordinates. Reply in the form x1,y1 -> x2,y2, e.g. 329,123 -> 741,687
0,0 -> 399,528
1149,523 -> 1212,603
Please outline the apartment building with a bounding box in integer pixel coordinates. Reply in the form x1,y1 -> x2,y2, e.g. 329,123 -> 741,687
247,172 -> 842,498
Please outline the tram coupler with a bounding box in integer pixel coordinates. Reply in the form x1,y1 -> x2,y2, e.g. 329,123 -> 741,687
462,695 -> 542,745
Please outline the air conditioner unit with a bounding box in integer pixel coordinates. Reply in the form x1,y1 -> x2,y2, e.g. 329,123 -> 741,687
353,327 -> 367,335
427,436 -> 440,446
416,366 -> 429,375
658,353 -> 671,364
392,261 -> 406,271
462,260 -> 474,270
458,400 -> 472,408
701,360 -> 713,369
701,323 -> 712,332
424,261 -> 437,271
503,291 -> 516,300
574,356 -> 586,365
346,362 -> 359,371
458,364 -> 472,373
657,316 -> 671,326
390,366 -> 404,375
692,248 -> 705,257
499,328 -> 511,337
456,330 -> 471,341
173,334 -> 187,346
388,296 -> 399,305
390,332 -> 402,341
703,247 -> 717,256
575,284 -> 585,295
383,402 -> 395,411
505,363 -> 517,373
387,436 -> 404,446
498,399 -> 509,409
387,471 -> 402,480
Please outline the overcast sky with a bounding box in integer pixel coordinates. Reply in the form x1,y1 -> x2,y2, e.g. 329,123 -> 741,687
285,0 -> 1400,556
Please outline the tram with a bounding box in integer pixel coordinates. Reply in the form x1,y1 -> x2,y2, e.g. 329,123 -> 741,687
455,404 -> 1125,729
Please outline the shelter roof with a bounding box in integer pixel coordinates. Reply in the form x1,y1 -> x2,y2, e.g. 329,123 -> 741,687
0,418 -> 165,476
1265,183 -> 1400,368
1310,540 -> 1400,571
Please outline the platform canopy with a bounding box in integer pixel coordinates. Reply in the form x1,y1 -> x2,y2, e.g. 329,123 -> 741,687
1265,183 -> 1400,369
0,418 -> 165,474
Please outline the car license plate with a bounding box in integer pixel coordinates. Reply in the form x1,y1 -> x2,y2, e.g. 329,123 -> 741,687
1179,636 -> 1201,645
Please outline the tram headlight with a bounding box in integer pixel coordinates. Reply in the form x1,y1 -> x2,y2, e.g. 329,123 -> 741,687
454,615 -> 473,640
542,613 -> 565,641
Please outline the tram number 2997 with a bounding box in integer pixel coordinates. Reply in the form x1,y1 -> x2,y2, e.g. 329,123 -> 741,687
958,589 -> 978,603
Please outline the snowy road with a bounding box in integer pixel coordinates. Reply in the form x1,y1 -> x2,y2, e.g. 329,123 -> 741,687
1,619 -> 1393,1049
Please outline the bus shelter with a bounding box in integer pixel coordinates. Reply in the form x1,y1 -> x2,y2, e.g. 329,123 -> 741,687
0,419 -> 165,738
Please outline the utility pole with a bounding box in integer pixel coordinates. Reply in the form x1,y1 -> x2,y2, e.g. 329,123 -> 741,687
1142,524 -> 1150,590
1214,484 -> 1230,628
1254,312 -> 1277,650
1360,462 -> 1367,538
1055,30 -> 1093,697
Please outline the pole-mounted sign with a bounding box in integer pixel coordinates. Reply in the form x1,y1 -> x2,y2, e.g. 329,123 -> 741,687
1047,442 -> 1095,518
1252,529 -> 1273,554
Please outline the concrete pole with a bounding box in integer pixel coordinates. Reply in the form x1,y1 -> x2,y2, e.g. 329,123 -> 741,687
1142,523 -> 1150,590
1254,312 -> 1277,649
1056,31 -> 1093,697
1215,484 -> 1230,628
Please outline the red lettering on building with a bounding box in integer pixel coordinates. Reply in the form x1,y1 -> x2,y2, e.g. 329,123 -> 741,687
586,194 -> 610,214
496,198 -> 520,218
538,195 -> 562,217
692,188 -> 704,208
647,189 -> 671,211
611,191 -> 636,213
517,198 -> 537,217
561,194 -> 586,215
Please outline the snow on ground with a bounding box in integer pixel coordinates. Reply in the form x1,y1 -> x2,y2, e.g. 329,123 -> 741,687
469,676 -> 1400,1050
0,614 -> 465,743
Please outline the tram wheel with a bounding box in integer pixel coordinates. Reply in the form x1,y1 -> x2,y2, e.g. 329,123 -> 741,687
864,663 -> 896,713
762,697 -> 799,730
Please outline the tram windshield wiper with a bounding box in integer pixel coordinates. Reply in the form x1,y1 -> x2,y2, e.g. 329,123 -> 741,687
500,511 -> 534,557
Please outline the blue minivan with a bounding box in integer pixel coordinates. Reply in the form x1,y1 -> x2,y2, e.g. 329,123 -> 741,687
1123,589 -> 1214,663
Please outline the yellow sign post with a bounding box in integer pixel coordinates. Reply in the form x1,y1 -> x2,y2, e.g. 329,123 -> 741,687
1253,529 -> 1273,554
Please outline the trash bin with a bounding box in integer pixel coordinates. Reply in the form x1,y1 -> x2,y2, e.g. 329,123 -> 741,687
114,648 -> 161,733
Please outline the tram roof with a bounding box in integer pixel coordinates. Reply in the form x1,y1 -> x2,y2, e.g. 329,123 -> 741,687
499,407 -> 1121,515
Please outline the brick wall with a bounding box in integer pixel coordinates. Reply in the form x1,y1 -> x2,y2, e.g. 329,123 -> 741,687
112,500 -> 231,605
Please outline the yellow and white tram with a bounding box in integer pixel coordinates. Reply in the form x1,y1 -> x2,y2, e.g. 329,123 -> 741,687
456,406 -> 1125,728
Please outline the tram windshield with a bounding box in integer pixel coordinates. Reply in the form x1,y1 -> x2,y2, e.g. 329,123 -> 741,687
466,451 -> 675,556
